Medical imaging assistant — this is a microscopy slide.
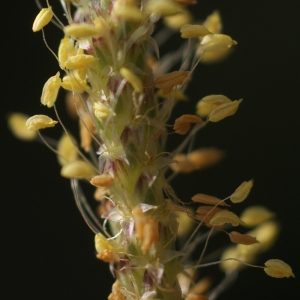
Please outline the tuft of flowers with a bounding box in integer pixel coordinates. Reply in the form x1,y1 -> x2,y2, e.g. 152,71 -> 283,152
9,1 -> 294,299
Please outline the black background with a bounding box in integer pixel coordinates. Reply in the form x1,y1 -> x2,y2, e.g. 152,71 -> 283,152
2,1 -> 299,299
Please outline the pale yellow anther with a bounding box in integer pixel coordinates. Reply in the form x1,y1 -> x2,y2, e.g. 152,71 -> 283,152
195,206 -> 225,224
230,180 -> 253,203
228,231 -> 259,245
120,68 -> 143,93
60,160 -> 96,180
32,7 -> 54,32
64,23 -> 99,38
57,134 -> 78,167
240,205 -> 275,227
209,210 -> 242,227
64,54 -> 97,69
113,6 -> 146,22
41,72 -> 61,108
26,115 -> 58,131
61,73 -> 89,93
264,259 -> 295,278
145,0 -> 183,17
93,101 -> 114,121
164,11 -> 192,31
201,94 -> 232,105
203,10 -> 222,34
209,99 -> 242,122
200,34 -> 237,52
180,24 -> 211,38
58,37 -> 75,69
8,113 -> 37,141
90,174 -> 114,189
192,193 -> 229,207
155,71 -> 190,92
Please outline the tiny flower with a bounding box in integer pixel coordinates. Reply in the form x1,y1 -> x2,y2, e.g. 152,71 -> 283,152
32,7 -> 54,32
8,113 -> 37,141
26,115 -> 58,131
264,259 -> 295,278
180,24 -> 211,38
41,72 -> 61,108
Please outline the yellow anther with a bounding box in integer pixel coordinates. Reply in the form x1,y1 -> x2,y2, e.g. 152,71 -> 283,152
26,115 -> 58,131
230,180 -> 253,203
57,134 -> 78,166
64,54 -> 97,69
209,99 -> 242,122
120,68 -> 143,93
41,72 -> 61,108
60,160 -> 96,180
58,37 -> 75,69
200,34 -> 237,52
8,113 -> 37,141
32,7 -> 54,32
180,24 -> 211,38
146,0 -> 183,17
61,73 -> 89,93
264,259 -> 295,278
64,23 -> 99,38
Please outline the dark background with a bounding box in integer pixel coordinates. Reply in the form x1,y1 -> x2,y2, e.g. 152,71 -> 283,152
2,0 -> 299,299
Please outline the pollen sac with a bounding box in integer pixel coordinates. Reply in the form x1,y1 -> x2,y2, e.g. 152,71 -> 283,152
60,160 -> 96,180
240,205 -> 275,227
26,115 -> 58,131
64,54 -> 97,69
228,231 -> 259,245
41,72 -> 61,108
95,233 -> 115,263
57,134 -> 78,166
145,0 -> 183,17
64,23 -> 99,38
58,37 -> 75,69
79,112 -> 95,152
90,174 -> 114,189
199,34 -> 237,52
8,113 -> 37,141
32,7 -> 54,32
201,94 -> 232,105
61,73 -> 89,93
155,71 -> 190,92
209,210 -> 242,227
203,10 -> 222,34
192,193 -> 229,207
120,68 -> 143,93
195,206 -> 225,225
230,180 -> 253,203
180,24 -> 211,38
264,259 -> 295,278
208,99 -> 242,122
174,114 -> 203,135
